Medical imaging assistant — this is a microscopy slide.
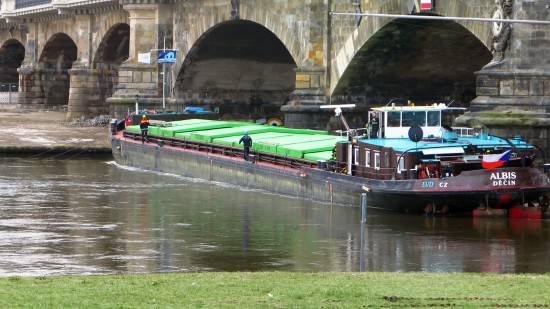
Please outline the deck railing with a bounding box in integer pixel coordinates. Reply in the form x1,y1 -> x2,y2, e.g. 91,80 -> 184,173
121,131 -> 317,170
452,127 -> 475,137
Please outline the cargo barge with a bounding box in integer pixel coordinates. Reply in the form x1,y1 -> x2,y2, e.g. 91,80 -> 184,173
110,104 -> 550,217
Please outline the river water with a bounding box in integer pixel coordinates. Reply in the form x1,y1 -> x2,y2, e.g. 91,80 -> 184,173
1,154 -> 549,276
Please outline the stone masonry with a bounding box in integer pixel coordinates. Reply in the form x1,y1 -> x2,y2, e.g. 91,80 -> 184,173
0,0 -> 548,151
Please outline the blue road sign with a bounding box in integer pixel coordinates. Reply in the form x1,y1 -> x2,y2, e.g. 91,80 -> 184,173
158,51 -> 177,64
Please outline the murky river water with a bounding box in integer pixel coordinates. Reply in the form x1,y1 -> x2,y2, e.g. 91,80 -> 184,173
1,154 -> 549,276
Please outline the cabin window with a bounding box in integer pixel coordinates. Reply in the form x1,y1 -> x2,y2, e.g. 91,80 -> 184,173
396,154 -> 405,172
365,149 -> 371,167
384,152 -> 390,168
427,111 -> 440,126
387,111 -> 400,127
374,152 -> 380,170
353,147 -> 359,165
402,111 -> 426,127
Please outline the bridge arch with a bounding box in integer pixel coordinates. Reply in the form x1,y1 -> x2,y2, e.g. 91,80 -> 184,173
62,11 -> 130,118
91,11 -> 130,64
93,23 -> 129,65
173,1 -> 303,71
330,0 -> 495,106
174,19 -> 296,116
168,1 -> 318,121
238,2 -> 303,66
0,39 -> 25,84
90,23 -> 130,113
38,33 -> 78,108
331,18 -> 492,107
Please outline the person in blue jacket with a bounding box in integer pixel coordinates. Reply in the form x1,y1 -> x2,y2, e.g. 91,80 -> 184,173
239,131 -> 253,161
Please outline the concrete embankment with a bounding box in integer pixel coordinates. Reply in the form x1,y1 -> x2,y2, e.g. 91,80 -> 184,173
0,106 -> 111,154
0,144 -> 111,154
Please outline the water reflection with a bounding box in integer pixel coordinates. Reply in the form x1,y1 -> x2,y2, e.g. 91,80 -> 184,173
0,154 -> 549,276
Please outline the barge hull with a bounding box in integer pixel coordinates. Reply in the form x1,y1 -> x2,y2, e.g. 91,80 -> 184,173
111,137 -> 369,207
112,137 -> 549,214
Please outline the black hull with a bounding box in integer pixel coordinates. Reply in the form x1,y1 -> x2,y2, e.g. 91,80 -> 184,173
365,188 -> 549,214
364,167 -> 550,214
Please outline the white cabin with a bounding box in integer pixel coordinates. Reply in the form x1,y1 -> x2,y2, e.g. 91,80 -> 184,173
369,103 -> 463,138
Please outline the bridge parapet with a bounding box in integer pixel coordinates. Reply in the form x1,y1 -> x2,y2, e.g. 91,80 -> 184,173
15,0 -> 51,9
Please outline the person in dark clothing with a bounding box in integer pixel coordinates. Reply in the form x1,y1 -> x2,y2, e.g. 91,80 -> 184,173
140,115 -> 150,143
369,112 -> 379,138
239,130 -> 253,161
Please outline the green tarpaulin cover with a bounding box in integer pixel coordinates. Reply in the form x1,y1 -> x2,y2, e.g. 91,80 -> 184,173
276,137 -> 344,158
304,151 -> 333,161
188,125 -> 271,143
213,132 -> 294,147
159,121 -> 244,137
253,135 -> 339,154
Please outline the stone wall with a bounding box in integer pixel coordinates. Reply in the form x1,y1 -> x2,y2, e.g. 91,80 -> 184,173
462,0 -> 550,154
2,0 -> 549,141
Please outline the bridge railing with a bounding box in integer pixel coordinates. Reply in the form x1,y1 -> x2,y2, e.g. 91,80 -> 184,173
15,0 -> 51,9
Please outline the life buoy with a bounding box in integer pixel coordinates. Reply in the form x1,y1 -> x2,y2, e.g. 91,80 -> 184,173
267,117 -> 283,127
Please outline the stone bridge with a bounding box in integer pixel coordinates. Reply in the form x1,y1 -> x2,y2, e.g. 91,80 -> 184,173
0,0 -> 548,148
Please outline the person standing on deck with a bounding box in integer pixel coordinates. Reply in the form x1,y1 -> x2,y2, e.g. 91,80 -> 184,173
369,112 -> 379,138
239,131 -> 253,161
140,115 -> 150,143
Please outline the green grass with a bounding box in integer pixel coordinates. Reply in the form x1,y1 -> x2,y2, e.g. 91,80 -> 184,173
1,272 -> 549,308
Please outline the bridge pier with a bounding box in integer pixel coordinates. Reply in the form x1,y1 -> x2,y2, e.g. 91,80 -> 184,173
17,66 -> 40,109
282,67 -> 331,130
106,4 -> 166,118
282,66 -> 366,131
16,65 -> 69,111
458,0 -> 550,154
107,62 -> 159,118
67,64 -> 106,119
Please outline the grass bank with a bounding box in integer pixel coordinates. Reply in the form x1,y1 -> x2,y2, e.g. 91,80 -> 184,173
1,272 -> 549,308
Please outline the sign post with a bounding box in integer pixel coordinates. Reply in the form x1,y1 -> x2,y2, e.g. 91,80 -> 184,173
155,37 -> 177,112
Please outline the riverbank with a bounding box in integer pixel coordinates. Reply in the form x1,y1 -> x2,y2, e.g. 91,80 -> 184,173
0,105 -> 111,154
1,272 -> 548,308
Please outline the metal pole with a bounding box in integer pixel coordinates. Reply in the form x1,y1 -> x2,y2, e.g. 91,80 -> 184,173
135,94 -> 139,114
347,142 -> 353,176
359,221 -> 365,272
162,36 -> 166,112
359,193 -> 367,271
330,12 -> 550,26
361,193 -> 367,222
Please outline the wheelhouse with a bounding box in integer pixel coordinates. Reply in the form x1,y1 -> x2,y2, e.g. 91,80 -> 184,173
368,103 -> 461,138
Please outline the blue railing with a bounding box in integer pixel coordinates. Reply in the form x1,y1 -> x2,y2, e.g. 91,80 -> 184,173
15,0 -> 52,9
